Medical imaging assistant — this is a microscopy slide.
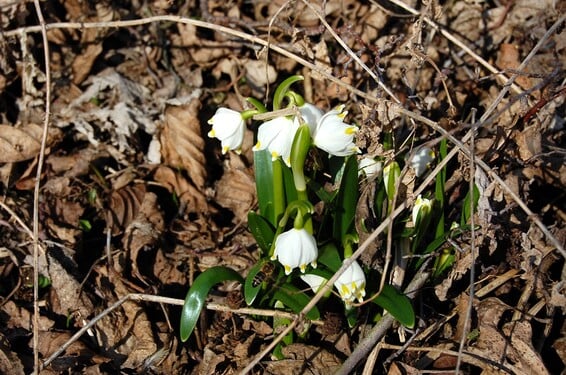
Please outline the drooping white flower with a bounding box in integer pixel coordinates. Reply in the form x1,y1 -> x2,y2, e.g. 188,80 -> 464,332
297,103 -> 323,134
312,105 -> 360,157
409,147 -> 435,177
300,273 -> 327,294
207,108 -> 246,154
412,195 -> 432,226
253,116 -> 299,167
271,228 -> 318,275
334,259 -> 366,308
358,157 -> 382,179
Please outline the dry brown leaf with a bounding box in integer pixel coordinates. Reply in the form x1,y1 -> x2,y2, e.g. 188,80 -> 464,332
0,123 -> 59,163
153,248 -> 187,286
264,343 -> 342,374
122,191 -> 164,285
502,320 -> 549,375
1,300 -> 54,331
72,43 -> 103,85
496,43 -> 532,90
475,297 -> 550,375
0,332 -> 25,375
214,156 -> 256,222
93,266 -> 158,369
160,97 -> 207,190
47,254 -> 95,320
106,184 -> 146,236
153,165 -> 209,213
243,59 -> 278,89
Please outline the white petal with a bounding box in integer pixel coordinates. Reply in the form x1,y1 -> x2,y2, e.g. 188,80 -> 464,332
255,117 -> 298,166
300,274 -> 327,293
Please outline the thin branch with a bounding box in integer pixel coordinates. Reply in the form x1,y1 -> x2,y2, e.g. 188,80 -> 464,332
39,293 -> 321,369
31,1 -> 51,373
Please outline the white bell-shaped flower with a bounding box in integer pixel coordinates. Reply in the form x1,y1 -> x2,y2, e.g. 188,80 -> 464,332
253,116 -> 299,167
359,157 -> 382,179
312,105 -> 360,157
271,228 -> 318,275
334,259 -> 366,308
410,147 -> 435,177
207,108 -> 246,154
412,195 -> 432,226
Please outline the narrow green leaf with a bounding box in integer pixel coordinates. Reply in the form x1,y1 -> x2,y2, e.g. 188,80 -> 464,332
333,156 -> 359,244
254,149 -> 275,226
461,183 -> 479,226
373,284 -> 415,328
247,211 -> 275,253
272,284 -> 320,321
180,267 -> 244,342
434,139 -> 447,238
244,261 -> 268,306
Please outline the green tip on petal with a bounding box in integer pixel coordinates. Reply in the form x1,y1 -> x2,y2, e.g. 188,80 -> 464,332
208,130 -> 215,137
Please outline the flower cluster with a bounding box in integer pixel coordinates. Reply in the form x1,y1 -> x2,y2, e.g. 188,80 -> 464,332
206,83 -> 366,309
208,102 -> 360,167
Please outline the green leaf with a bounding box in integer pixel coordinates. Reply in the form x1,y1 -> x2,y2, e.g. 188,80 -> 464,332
244,261 -> 272,306
180,266 -> 244,342
281,162 -> 298,204
317,242 -> 342,272
254,149 -> 276,226
333,156 -> 359,245
373,285 -> 415,328
272,284 -> 320,321
461,183 -> 479,226
434,139 -> 447,238
247,211 -> 275,253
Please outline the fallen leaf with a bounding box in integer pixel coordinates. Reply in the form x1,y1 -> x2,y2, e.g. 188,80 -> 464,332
0,123 -> 59,163
160,95 -> 207,190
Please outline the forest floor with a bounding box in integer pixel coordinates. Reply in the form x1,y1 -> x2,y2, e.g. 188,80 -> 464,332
0,0 -> 565,374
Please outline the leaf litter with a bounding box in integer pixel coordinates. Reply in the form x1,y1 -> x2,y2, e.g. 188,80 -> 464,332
0,0 -> 565,373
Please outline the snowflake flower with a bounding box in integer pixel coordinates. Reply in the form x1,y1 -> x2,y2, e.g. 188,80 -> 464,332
271,228 -> 318,275
207,108 -> 245,154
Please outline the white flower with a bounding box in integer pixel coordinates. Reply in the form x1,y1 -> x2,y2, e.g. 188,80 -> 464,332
300,273 -> 327,294
253,116 -> 299,167
409,147 -> 435,177
207,108 -> 245,154
358,157 -> 382,179
297,103 -> 323,134
412,195 -> 432,226
334,259 -> 366,308
271,228 -> 318,275
311,105 -> 360,157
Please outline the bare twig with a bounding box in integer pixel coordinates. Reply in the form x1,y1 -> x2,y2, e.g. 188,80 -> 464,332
39,293 -> 321,369
31,1 -> 51,373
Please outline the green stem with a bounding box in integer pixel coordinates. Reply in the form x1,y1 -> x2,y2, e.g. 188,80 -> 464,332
273,75 -> 304,110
